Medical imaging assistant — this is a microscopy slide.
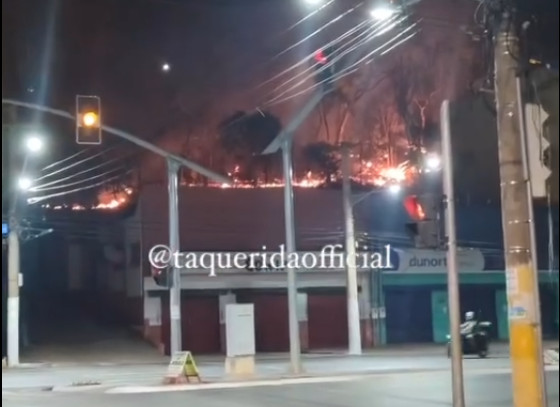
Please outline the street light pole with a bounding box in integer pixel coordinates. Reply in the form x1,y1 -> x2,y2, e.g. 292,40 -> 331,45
440,100 -> 465,407
281,138 -> 302,373
261,10 -> 400,370
263,89 -> 325,375
167,158 -> 182,355
341,146 -> 361,355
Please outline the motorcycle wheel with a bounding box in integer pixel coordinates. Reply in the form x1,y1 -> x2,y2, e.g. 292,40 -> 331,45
447,344 -> 451,358
478,350 -> 488,358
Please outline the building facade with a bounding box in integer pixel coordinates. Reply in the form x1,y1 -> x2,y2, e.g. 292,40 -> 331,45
66,186 -> 559,354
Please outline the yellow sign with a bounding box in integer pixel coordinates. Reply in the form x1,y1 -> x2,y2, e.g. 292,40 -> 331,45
165,351 -> 200,383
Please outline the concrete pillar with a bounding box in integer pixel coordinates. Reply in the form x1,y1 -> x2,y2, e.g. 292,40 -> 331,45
143,295 -> 164,353
297,292 -> 309,352
219,292 -> 236,353
359,276 -> 374,348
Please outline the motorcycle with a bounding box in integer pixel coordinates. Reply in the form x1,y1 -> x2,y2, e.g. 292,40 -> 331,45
446,321 -> 492,358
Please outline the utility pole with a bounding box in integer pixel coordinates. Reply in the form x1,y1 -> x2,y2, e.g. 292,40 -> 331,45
441,100 -> 465,407
494,11 -> 547,407
341,146 -> 362,355
167,158 -> 182,355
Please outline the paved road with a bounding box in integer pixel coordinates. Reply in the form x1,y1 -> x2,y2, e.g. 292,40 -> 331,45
3,370 -> 558,406
2,353 -> 515,390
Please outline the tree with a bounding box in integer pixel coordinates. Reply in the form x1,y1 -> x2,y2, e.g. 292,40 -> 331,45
362,97 -> 406,166
316,64 -> 388,145
302,142 -> 340,184
387,41 -> 450,148
218,111 -> 282,183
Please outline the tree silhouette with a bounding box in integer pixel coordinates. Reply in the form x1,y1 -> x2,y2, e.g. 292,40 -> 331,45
218,111 -> 282,183
302,142 -> 340,184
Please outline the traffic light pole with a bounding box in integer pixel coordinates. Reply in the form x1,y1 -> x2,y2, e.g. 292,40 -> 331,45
494,12 -> 546,407
1,99 -> 231,364
440,100 -> 465,407
167,158 -> 182,355
341,146 -> 362,355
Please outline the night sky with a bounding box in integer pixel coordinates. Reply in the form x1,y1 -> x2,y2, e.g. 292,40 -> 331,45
2,0 -> 558,201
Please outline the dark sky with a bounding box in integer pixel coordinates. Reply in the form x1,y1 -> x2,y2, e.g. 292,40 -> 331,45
2,0 -> 301,134
2,0 -> 557,191
3,0 -> 556,132
1,0 -> 478,137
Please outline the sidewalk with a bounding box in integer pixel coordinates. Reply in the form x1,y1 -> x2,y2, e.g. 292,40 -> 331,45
3,341 -> 557,392
17,341 -> 516,367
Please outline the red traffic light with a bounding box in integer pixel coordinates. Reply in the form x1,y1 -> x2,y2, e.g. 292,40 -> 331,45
403,195 -> 426,221
314,49 -> 328,64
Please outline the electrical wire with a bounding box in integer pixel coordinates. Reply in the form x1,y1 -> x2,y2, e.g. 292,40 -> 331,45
263,18 -> 399,106
262,20 -> 372,99
41,148 -> 90,171
264,20 -> 417,108
263,18 -> 389,104
34,146 -> 120,182
253,1 -> 364,92
30,166 -> 127,192
27,170 -> 133,204
32,153 -> 136,189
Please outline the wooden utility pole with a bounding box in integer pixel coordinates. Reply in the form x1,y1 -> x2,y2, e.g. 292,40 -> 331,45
493,11 -> 547,407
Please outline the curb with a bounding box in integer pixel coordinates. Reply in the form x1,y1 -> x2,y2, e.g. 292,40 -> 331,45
4,365 -> 558,395
104,366 -> 560,395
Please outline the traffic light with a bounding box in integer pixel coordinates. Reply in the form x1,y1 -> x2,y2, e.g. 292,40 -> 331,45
525,103 -> 551,198
403,193 -> 442,249
76,95 -> 102,145
313,46 -> 336,90
152,264 -> 172,287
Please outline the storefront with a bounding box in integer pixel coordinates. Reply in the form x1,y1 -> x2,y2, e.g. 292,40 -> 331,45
375,249 -> 559,344
142,249 -> 559,354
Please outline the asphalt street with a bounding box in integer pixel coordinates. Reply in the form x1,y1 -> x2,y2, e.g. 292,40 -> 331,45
2,353 -> 516,390
3,370 -> 558,407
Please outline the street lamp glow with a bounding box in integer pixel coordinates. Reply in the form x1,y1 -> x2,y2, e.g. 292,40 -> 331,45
304,0 -> 323,4
370,7 -> 395,21
18,177 -> 33,191
162,63 -> 170,72
25,135 -> 44,153
425,154 -> 441,170
388,183 -> 401,194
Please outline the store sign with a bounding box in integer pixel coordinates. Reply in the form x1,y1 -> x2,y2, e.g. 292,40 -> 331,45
389,248 -> 484,273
